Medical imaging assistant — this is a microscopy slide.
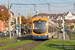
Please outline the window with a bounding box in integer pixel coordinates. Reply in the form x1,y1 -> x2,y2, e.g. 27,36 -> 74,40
61,17 -> 62,20
57,18 -> 58,20
33,21 -> 47,34
11,22 -> 13,25
73,16 -> 75,19
2,27 -> 4,30
58,16 -> 60,18
2,22 -> 4,25
1,9 -> 4,11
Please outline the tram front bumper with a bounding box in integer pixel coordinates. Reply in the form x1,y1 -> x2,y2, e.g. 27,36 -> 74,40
32,35 -> 48,39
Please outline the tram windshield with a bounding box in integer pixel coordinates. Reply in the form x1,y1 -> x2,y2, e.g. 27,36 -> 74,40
33,21 -> 47,34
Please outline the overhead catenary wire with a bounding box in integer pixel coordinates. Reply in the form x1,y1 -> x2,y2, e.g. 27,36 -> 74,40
28,0 -> 40,11
45,0 -> 50,11
51,4 -> 73,8
45,0 -> 49,3
73,3 -> 75,13
11,3 -> 73,10
13,0 -> 74,13
38,0 -> 49,11
15,0 -> 35,12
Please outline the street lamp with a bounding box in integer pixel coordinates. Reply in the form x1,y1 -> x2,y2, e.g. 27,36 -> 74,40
8,0 -> 11,39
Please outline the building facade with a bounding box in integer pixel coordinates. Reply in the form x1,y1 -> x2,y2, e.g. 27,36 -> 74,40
0,4 -> 15,31
0,20 -> 6,31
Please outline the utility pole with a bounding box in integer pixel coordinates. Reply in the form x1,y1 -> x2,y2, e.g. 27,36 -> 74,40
27,15 -> 28,28
27,13 -> 30,28
18,13 -> 21,37
16,9 -> 18,25
8,0 -> 11,39
16,9 -> 18,36
73,3 -> 75,30
73,3 -> 75,12
30,9 -> 32,19
29,9 -> 32,28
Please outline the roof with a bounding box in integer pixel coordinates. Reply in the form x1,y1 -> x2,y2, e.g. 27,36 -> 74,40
66,11 -> 75,16
0,4 -> 8,12
34,13 -> 63,19
32,17 -> 48,19
35,11 -> 75,18
32,11 -> 75,23
0,4 -> 14,15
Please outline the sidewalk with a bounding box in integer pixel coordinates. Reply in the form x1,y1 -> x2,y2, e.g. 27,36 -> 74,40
0,36 -> 18,41
50,33 -> 75,41
58,33 -> 70,40
0,34 -> 31,41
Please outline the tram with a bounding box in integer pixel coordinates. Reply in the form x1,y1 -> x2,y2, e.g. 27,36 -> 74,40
32,16 -> 57,39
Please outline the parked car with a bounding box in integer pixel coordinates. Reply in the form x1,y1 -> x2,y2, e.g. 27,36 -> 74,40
0,31 -> 7,37
5,30 -> 16,36
0,31 -> 3,37
4,31 -> 7,36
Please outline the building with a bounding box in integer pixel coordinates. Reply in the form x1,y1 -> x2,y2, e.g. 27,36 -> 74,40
0,4 -> 8,12
65,11 -> 75,20
0,20 -> 6,31
0,4 -> 15,31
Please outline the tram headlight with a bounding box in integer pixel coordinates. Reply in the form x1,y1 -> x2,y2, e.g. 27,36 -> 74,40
45,34 -> 47,36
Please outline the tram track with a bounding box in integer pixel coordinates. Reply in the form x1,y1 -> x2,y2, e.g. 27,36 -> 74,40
7,40 -> 46,50
0,35 -> 32,47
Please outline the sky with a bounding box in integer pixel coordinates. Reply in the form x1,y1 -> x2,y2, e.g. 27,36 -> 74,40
0,0 -> 75,18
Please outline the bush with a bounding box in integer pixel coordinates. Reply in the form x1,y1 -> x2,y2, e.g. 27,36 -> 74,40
66,26 -> 69,29
70,25 -> 74,29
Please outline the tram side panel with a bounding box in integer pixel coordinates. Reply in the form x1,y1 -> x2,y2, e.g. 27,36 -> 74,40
48,24 -> 52,39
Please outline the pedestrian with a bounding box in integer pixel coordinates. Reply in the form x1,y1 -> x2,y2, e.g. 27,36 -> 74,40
27,27 -> 30,34
28,29 -> 30,34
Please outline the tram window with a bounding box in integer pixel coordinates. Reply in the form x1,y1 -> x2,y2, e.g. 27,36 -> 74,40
33,23 -> 38,29
33,21 -> 47,34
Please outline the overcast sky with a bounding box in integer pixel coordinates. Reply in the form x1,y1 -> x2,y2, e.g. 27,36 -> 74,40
0,0 -> 75,18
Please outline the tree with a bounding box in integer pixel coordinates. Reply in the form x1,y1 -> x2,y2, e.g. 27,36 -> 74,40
66,26 -> 69,29
17,15 -> 27,25
28,17 -> 32,26
0,11 -> 9,28
0,11 -> 9,21
70,25 -> 74,30
28,17 -> 31,22
21,15 -> 26,25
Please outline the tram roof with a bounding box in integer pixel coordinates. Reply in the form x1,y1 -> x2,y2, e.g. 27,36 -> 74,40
32,16 -> 49,19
